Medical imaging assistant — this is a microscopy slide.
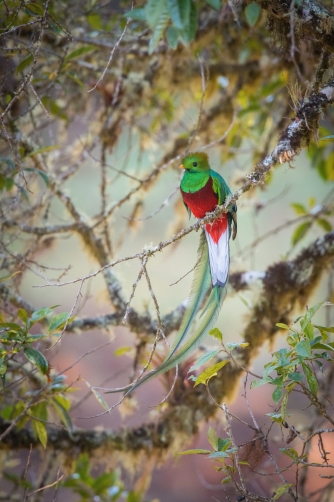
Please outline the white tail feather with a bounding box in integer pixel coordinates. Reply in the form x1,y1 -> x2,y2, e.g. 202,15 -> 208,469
205,227 -> 229,287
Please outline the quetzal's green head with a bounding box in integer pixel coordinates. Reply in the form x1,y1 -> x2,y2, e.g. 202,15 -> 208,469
180,151 -> 210,172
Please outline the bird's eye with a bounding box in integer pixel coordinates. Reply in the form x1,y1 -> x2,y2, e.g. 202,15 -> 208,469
193,162 -> 197,167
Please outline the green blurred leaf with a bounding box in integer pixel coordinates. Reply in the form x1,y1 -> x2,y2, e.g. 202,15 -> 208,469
302,362 -> 318,394
41,96 -> 67,120
124,8 -> 146,20
25,2 -> 44,16
280,448 -> 299,461
208,328 -> 223,341
65,46 -> 95,62
291,203 -> 307,215
295,339 -> 311,359
188,349 -> 220,372
115,346 -> 132,356
317,218 -> 332,232
207,426 -> 218,450
272,484 -> 292,500
52,398 -> 72,431
272,386 -> 283,403
320,135 -> 334,140
167,25 -> 179,49
292,222 -> 312,245
26,145 -> 59,157
16,54 -> 34,74
91,387 -> 109,411
24,168 -> 50,186
18,309 -> 28,323
226,342 -> 249,350
288,372 -> 303,382
181,0 -> 197,43
87,13 -> 102,30
206,0 -> 221,9
245,2 -> 261,27
49,312 -> 72,334
31,402 -> 47,448
276,323 -> 289,330
146,0 -> 167,26
178,449 -> 211,455
24,348 -> 48,374
208,451 -> 230,458
148,8 -> 169,53
194,360 -> 229,387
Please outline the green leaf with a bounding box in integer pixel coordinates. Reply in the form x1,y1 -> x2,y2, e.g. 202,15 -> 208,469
226,342 -> 249,350
292,222 -> 312,245
275,323 -> 290,330
280,448 -> 299,461
295,339 -> 311,359
18,309 -> 28,323
181,0 -> 197,43
221,476 -> 232,484
206,0 -> 221,9
320,135 -> 334,140
188,350 -> 220,372
245,2 -> 261,27
26,145 -> 59,157
31,402 -> 47,448
291,203 -> 307,215
0,359 -> 7,375
24,348 -> 48,375
178,449 -> 211,455
317,218 -> 332,232
25,2 -> 44,16
48,312 -> 72,334
302,362 -> 318,395
194,360 -> 230,387
41,97 -> 67,120
146,0 -> 167,26
208,328 -> 223,341
167,0 -> 185,29
167,25 -> 179,49
207,427 -> 218,450
24,168 -> 49,186
91,387 -> 109,411
272,386 -> 283,403
303,321 -> 314,340
208,451 -> 230,458
92,472 -> 117,495
124,8 -> 146,20
148,8 -> 169,54
33,420 -> 47,448
53,394 -> 71,411
30,306 -> 55,324
52,398 -> 72,431
312,342 -> 334,351
288,372 -> 303,382
250,378 -> 270,389
272,484 -> 292,500
86,13 -> 102,30
266,412 -> 283,424
16,54 -> 34,74
65,46 -> 95,62
114,346 -> 132,356
217,438 -> 231,451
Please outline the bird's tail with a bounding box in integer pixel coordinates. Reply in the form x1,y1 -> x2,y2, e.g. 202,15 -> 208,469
105,233 -> 228,397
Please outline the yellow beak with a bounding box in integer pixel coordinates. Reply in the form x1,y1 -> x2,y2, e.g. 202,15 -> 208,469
179,164 -> 185,169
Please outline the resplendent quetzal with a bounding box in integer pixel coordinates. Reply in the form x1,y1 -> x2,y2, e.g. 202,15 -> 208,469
106,152 -> 237,397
